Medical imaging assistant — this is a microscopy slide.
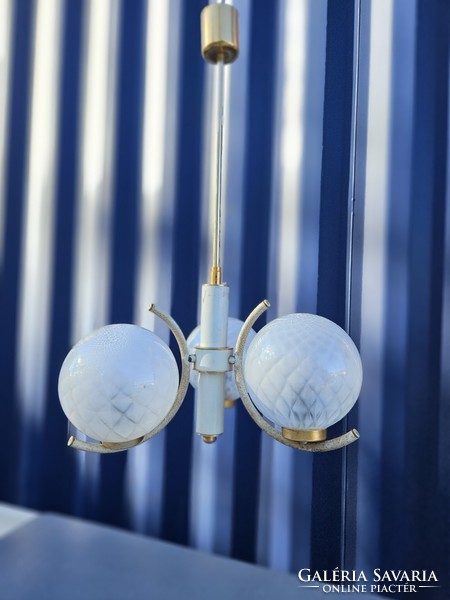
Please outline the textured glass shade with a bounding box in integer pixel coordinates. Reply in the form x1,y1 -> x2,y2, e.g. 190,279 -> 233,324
244,314 -> 363,431
58,324 -> 179,442
187,317 -> 256,401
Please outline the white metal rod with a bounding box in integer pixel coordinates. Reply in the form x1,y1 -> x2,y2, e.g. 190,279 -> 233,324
211,58 -> 225,280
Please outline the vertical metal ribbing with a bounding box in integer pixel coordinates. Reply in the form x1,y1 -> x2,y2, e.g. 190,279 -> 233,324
345,0 -> 362,335
341,0 -> 362,570
311,0 -> 357,573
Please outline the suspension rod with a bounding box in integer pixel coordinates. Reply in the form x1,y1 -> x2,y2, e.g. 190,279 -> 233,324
211,58 -> 225,284
201,3 -> 239,285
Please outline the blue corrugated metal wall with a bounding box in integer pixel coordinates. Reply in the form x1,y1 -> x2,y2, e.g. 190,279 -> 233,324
0,0 -> 449,595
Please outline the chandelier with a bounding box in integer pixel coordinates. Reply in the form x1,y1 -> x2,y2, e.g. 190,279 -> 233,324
58,3 -> 362,456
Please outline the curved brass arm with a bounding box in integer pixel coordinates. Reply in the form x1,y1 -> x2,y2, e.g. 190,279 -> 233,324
68,304 -> 190,454
233,300 -> 360,453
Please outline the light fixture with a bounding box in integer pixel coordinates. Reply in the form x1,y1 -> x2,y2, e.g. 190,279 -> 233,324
58,2 -> 362,455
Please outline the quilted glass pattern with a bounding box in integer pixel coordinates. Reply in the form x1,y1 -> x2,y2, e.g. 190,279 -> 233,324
244,313 -> 362,430
58,324 -> 179,442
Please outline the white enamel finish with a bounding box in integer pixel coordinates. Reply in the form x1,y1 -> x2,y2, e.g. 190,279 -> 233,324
58,324 -> 179,443
244,313 -> 362,431
194,284 -> 229,435
188,316 -> 256,401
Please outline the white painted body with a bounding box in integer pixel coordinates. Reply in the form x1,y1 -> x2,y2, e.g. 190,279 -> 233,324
195,284 -> 230,435
187,317 -> 256,401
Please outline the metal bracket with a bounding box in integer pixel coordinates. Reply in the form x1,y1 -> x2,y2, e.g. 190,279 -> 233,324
233,300 -> 360,453
192,346 -> 233,374
67,304 -> 190,454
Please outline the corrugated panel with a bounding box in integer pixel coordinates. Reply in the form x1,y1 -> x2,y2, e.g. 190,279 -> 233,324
0,1 -> 449,594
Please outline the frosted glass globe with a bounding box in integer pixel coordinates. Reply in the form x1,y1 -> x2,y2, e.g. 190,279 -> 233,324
58,324 -> 179,443
244,314 -> 362,431
187,317 -> 256,401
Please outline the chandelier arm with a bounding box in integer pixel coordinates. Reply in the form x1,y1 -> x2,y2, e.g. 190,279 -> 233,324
233,301 -> 360,453
67,436 -> 145,453
67,304 -> 190,453
141,304 -> 191,443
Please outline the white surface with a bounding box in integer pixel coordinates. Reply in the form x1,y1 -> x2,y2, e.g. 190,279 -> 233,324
188,316 -> 256,401
198,285 -> 229,347
0,502 -> 37,539
194,285 -> 229,435
244,313 -> 363,430
58,324 -> 179,442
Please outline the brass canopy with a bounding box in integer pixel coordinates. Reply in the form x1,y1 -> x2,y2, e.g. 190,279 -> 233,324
201,4 -> 239,65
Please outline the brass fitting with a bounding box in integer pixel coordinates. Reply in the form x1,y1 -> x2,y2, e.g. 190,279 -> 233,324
210,265 -> 222,285
281,428 -> 327,442
201,4 -> 239,65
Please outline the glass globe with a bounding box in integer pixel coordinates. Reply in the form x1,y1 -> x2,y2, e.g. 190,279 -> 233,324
244,314 -> 362,431
58,324 -> 179,443
187,317 -> 256,401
